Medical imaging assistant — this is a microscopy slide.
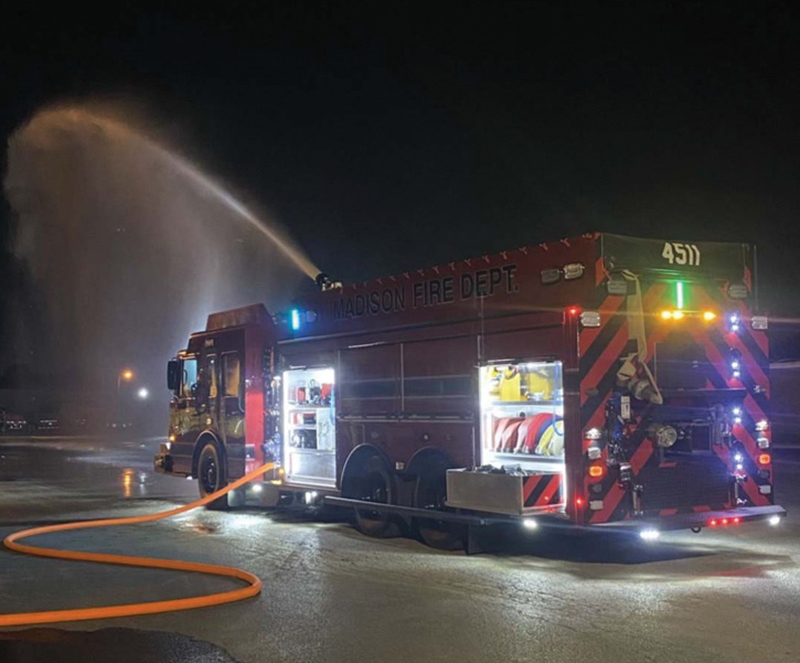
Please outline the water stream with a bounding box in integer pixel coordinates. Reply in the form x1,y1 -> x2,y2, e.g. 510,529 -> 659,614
4,103 -> 318,397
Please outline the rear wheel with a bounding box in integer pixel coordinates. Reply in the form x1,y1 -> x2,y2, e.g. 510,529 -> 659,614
413,460 -> 465,550
345,455 -> 401,538
197,441 -> 228,510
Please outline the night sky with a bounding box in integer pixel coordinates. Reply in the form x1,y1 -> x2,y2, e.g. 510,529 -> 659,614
2,1 -> 800,384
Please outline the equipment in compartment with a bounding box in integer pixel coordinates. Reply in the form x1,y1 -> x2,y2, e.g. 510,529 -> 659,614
316,415 -> 335,450
290,429 -> 317,449
283,367 -> 337,486
490,413 -> 564,456
480,360 -> 565,467
495,364 -> 555,402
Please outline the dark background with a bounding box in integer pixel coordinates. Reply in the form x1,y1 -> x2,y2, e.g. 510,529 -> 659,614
2,1 -> 800,393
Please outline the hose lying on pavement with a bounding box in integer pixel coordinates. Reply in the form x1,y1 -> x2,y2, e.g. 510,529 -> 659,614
0,462 -> 275,627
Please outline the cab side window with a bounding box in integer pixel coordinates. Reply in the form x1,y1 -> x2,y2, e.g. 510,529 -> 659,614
223,353 -> 241,399
181,358 -> 198,400
207,355 -> 218,399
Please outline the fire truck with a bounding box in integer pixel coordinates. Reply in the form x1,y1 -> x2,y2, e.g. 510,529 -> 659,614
155,233 -> 785,549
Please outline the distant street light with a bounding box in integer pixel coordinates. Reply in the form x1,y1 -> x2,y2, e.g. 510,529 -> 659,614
138,387 -> 149,400
116,368 -> 136,426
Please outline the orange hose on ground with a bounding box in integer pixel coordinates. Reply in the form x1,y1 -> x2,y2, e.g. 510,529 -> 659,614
0,462 -> 275,627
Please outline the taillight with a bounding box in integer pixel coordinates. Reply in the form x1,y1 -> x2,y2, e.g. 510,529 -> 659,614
588,464 -> 605,479
708,517 -> 742,528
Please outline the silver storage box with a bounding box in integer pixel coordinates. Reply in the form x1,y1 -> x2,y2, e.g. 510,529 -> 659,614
446,468 -> 527,515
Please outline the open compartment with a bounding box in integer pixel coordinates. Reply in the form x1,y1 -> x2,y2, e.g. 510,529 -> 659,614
447,360 -> 566,515
282,367 -> 336,487
479,361 -> 565,469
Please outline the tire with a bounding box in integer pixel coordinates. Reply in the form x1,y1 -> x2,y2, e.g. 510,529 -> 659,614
413,459 -> 465,551
345,455 -> 402,538
197,441 -> 229,510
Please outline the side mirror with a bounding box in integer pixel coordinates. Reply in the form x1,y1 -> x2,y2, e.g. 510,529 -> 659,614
167,359 -> 181,392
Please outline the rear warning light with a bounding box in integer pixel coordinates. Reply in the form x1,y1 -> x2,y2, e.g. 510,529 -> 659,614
759,454 -> 771,465
541,268 -> 561,285
727,282 -> 748,300
607,276 -> 628,295
588,465 -> 605,479
576,497 -> 584,507
702,310 -> 717,322
580,311 -> 601,327
568,306 -> 581,317
709,517 -> 742,528
563,263 -> 585,280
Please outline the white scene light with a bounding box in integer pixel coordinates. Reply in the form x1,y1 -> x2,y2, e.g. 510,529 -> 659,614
639,529 -> 660,541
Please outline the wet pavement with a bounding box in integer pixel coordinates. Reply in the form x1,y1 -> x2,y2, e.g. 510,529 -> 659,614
1,436 -> 800,662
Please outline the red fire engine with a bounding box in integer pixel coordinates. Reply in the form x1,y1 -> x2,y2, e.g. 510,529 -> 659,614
155,233 -> 785,549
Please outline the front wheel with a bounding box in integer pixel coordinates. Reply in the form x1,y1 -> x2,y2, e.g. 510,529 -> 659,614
197,441 -> 228,510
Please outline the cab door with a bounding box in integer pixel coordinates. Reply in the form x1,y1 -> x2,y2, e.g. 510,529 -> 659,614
221,351 -> 245,447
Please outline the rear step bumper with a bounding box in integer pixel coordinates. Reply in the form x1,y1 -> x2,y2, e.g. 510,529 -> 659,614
596,504 -> 787,531
325,496 -> 786,533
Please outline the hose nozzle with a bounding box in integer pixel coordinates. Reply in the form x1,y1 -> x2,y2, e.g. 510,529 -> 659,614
315,273 -> 342,291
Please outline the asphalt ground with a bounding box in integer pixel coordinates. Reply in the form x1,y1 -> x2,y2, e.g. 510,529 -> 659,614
1,436 -> 799,663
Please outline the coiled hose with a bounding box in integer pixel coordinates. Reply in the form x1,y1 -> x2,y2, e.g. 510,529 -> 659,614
0,462 -> 275,627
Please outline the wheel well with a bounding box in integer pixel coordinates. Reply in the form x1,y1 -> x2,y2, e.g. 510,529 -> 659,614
191,432 -> 225,478
340,444 -> 391,496
405,447 -> 454,479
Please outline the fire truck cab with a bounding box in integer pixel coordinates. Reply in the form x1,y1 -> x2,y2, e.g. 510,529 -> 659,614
156,233 -> 785,547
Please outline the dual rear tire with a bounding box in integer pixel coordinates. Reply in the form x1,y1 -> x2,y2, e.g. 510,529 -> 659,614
343,453 -> 464,550
347,455 -> 402,538
412,460 -> 465,551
